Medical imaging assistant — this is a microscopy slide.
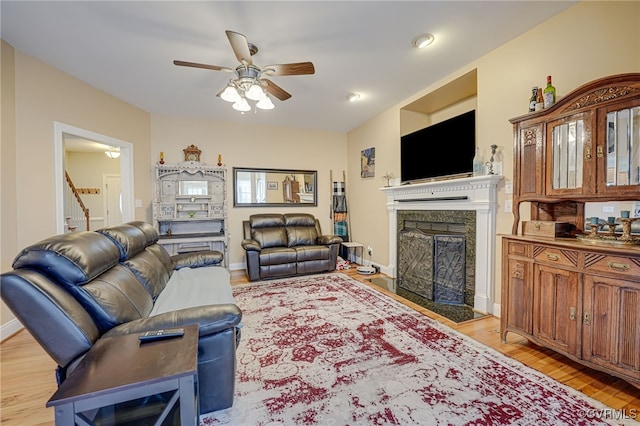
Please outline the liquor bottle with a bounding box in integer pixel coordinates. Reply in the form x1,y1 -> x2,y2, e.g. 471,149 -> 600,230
535,88 -> 544,111
543,75 -> 556,108
472,147 -> 483,176
529,86 -> 538,112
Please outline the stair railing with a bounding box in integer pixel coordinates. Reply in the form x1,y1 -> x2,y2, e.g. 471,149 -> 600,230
64,171 -> 90,232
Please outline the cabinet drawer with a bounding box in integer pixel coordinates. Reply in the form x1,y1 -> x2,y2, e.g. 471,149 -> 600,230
533,245 -> 578,268
507,241 -> 529,257
584,253 -> 640,279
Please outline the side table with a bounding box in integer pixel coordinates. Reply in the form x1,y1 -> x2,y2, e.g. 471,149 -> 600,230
341,241 -> 364,264
47,324 -> 199,425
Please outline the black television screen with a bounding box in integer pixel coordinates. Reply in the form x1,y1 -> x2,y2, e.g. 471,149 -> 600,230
400,110 -> 476,184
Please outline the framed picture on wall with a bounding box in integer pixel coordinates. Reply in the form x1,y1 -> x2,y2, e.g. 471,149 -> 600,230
267,181 -> 278,190
361,147 -> 375,178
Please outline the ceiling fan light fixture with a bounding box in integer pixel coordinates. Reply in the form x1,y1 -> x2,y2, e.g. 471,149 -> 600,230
412,33 -> 435,49
256,95 -> 274,110
221,85 -> 241,102
105,148 -> 120,159
232,97 -> 251,112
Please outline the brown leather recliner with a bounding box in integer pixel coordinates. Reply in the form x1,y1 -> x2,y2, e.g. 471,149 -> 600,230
241,213 -> 343,281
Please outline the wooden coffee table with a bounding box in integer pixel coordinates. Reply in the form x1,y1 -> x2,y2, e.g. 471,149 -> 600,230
47,324 -> 199,425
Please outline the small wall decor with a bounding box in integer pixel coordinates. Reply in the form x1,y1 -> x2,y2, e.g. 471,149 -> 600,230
267,182 -> 278,190
183,145 -> 201,162
361,147 -> 375,178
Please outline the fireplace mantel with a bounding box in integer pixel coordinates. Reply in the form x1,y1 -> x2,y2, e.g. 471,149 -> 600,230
381,175 -> 503,314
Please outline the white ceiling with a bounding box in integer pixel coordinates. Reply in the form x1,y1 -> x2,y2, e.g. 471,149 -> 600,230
1,1 -> 576,133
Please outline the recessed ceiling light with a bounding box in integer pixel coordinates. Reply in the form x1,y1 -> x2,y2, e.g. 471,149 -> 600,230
347,93 -> 361,102
412,33 -> 435,49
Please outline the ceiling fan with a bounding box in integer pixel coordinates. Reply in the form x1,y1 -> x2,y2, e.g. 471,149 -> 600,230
174,30 -> 315,111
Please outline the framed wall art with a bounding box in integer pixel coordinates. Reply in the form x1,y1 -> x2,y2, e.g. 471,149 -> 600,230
361,147 -> 375,178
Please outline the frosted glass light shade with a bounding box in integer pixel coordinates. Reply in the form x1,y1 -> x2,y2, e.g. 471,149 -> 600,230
245,84 -> 265,101
232,97 -> 251,112
221,85 -> 241,102
256,96 -> 274,110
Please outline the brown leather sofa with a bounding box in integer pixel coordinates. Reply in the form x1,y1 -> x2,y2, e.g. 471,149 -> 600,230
0,221 -> 241,415
241,213 -> 343,281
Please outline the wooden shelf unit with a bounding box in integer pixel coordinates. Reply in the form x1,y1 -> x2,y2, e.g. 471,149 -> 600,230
502,74 -> 640,388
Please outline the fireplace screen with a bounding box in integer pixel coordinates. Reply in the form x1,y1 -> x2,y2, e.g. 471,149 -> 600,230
433,235 -> 466,305
397,228 -> 466,306
398,230 -> 433,299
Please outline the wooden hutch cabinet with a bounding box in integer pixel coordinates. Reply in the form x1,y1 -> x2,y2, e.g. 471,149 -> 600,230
502,74 -> 640,388
152,162 -> 228,266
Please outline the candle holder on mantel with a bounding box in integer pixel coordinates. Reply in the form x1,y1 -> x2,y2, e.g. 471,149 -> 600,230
578,217 -> 640,245
619,217 -> 639,242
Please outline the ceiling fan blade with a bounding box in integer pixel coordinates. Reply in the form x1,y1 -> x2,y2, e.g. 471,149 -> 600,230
173,60 -> 233,72
263,79 -> 292,101
263,62 -> 315,76
226,30 -> 253,65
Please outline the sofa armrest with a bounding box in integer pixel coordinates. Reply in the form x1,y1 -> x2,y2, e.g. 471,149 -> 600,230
318,235 -> 343,245
171,250 -> 223,270
241,239 -> 261,252
102,304 -> 242,338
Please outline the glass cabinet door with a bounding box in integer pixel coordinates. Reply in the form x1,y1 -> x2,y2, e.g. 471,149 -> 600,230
605,106 -> 640,187
546,112 -> 592,195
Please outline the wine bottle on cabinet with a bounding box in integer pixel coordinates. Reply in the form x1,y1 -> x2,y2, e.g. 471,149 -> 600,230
472,147 -> 483,176
535,88 -> 544,111
529,86 -> 538,112
543,75 -> 556,108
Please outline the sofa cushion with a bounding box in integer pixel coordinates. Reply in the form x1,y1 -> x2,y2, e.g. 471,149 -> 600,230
250,214 -> 285,228
259,247 -> 297,265
252,227 -> 288,249
124,249 -> 171,300
12,231 -> 120,288
81,264 -> 154,331
129,221 -> 160,244
286,226 -> 318,247
150,267 -> 235,316
284,213 -> 316,227
294,245 -> 330,262
98,224 -> 149,261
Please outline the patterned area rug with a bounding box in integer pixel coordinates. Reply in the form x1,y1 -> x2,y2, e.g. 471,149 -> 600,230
201,273 -> 633,425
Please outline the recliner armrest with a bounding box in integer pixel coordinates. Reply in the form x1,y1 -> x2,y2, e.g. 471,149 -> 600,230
241,239 -> 261,251
318,235 -> 343,245
102,304 -> 242,338
171,250 -> 223,270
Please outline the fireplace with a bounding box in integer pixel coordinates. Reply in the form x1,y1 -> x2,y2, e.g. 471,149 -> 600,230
380,175 -> 502,315
398,211 -> 474,307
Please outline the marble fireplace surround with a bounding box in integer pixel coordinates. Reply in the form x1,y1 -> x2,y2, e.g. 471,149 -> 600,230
381,175 -> 503,315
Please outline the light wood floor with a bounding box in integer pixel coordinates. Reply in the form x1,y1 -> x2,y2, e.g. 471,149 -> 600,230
2,269 -> 638,425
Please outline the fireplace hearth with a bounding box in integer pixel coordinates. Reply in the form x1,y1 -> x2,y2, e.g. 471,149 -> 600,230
381,175 -> 502,316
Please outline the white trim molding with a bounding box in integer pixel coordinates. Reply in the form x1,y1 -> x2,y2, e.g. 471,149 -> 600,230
381,175 -> 503,315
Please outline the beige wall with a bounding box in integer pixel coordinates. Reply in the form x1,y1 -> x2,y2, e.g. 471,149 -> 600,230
1,41 -> 18,328
150,115 -> 347,267
346,1 -> 640,312
1,45 -> 152,329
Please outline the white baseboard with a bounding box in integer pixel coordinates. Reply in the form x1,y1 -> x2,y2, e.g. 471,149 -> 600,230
492,303 -> 501,318
229,262 -> 246,272
1,318 -> 23,342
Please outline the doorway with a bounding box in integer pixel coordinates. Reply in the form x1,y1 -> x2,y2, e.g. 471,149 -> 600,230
54,122 -> 134,234
104,174 -> 123,226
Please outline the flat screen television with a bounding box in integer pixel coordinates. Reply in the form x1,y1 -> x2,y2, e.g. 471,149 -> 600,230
400,110 -> 476,184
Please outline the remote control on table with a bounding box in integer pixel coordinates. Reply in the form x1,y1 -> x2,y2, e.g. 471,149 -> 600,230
139,328 -> 185,343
